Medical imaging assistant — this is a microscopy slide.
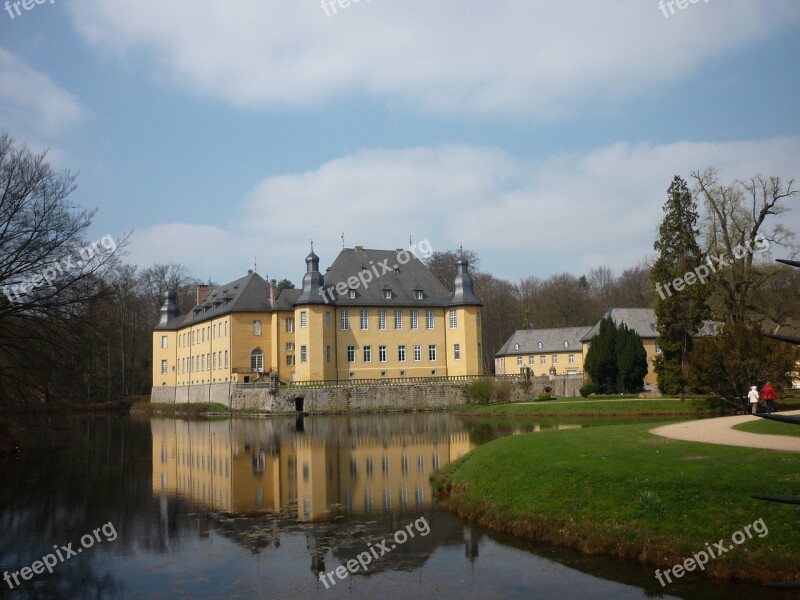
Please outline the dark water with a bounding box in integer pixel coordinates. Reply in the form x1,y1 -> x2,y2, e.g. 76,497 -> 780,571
0,413 -> 795,600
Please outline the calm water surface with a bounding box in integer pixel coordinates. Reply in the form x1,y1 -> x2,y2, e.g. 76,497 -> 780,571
0,413 -> 794,600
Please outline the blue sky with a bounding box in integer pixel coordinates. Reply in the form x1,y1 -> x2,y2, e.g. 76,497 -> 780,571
1,0 -> 799,286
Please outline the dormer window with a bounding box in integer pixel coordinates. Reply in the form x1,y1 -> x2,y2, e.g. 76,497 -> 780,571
348,289 -> 356,299
564,341 -> 569,348
414,290 -> 423,300
537,342 -> 543,349
514,343 -> 519,350
383,289 -> 392,299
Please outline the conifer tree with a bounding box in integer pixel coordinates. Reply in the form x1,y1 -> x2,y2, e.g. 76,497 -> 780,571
651,176 -> 708,395
584,317 -> 617,393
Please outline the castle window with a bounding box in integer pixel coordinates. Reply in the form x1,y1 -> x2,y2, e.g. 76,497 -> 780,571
383,289 -> 392,299
161,336 -> 168,349
425,310 -> 434,330
363,346 -> 372,363
454,344 -> 461,360
378,310 -> 387,330
253,320 -> 262,336
428,345 -> 437,361
410,310 -> 419,330
340,310 -> 350,330
552,355 -> 558,364
537,341 -> 543,349
413,345 -> 422,361
348,288 -> 356,299
398,345 -> 406,362
300,345 -> 307,364
285,318 -> 294,333
517,356 -> 523,366
300,311 -> 307,328
569,354 -> 575,364
379,345 -> 387,362
251,349 -> 264,373
514,343 -> 519,350
414,290 -> 423,300
347,346 -> 355,362
161,360 -> 167,375
394,310 -> 403,330
360,309 -> 369,330
325,311 -> 331,328
449,309 -> 458,329
564,341 -> 569,348
540,355 -> 546,365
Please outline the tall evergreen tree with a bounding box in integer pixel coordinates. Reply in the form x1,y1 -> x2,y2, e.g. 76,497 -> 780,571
584,317 -> 617,393
616,323 -> 648,393
651,176 -> 708,395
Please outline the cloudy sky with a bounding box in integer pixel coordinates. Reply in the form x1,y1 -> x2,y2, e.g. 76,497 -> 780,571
2,0 -> 799,285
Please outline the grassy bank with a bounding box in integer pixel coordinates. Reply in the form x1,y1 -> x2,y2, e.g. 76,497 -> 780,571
734,419 -> 800,438
433,422 -> 800,584
132,401 -> 231,416
455,397 -> 713,417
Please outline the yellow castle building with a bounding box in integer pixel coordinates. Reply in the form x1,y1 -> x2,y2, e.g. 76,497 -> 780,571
152,246 -> 483,390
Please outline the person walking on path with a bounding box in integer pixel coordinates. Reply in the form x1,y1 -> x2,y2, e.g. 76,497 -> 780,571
761,382 -> 778,414
748,385 -> 760,415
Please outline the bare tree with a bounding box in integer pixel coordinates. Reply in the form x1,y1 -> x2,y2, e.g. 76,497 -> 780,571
692,168 -> 797,323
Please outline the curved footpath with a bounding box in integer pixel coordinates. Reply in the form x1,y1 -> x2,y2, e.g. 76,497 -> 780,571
650,409 -> 800,452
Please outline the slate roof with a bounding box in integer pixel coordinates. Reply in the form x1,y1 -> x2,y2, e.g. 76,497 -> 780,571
581,308 -> 659,341
154,247 -> 482,330
322,248 -> 455,307
495,326 -> 592,357
155,272 -> 272,330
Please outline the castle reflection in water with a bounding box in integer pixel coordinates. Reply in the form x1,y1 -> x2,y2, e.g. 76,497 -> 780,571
151,414 -> 477,521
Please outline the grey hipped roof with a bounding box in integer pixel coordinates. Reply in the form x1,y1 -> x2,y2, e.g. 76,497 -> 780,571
154,247 -> 483,330
495,326 -> 592,357
322,248 -> 480,307
580,307 -> 658,341
155,272 -> 272,330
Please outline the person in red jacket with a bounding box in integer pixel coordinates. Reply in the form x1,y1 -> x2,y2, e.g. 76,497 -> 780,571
761,382 -> 778,414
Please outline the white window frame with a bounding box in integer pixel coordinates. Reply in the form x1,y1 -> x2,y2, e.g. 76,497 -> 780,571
410,310 -> 419,330
428,344 -> 437,362
449,309 -> 457,329
398,345 -> 406,362
394,310 -> 403,330
363,345 -> 372,363
454,343 -> 461,360
379,345 -> 387,362
360,309 -> 369,330
340,309 -> 350,331
300,311 -> 307,328
161,335 -> 168,349
425,310 -> 434,330
413,345 -> 422,362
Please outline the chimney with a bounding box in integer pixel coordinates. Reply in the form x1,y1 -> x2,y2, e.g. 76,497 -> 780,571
269,279 -> 277,306
195,284 -> 210,306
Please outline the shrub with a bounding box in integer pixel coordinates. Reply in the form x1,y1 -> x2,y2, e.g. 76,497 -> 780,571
466,380 -> 493,404
494,381 -> 512,403
579,383 -> 598,398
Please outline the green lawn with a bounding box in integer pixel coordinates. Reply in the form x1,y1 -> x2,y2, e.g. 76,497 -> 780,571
434,422 -> 800,583
733,418 -> 800,438
456,397 -> 713,417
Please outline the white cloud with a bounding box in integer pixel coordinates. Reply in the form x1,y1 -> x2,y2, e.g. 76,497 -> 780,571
67,0 -> 800,117
128,137 -> 800,284
0,47 -> 84,136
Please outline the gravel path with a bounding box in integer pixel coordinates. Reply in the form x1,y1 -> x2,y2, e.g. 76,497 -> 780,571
650,410 -> 800,453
